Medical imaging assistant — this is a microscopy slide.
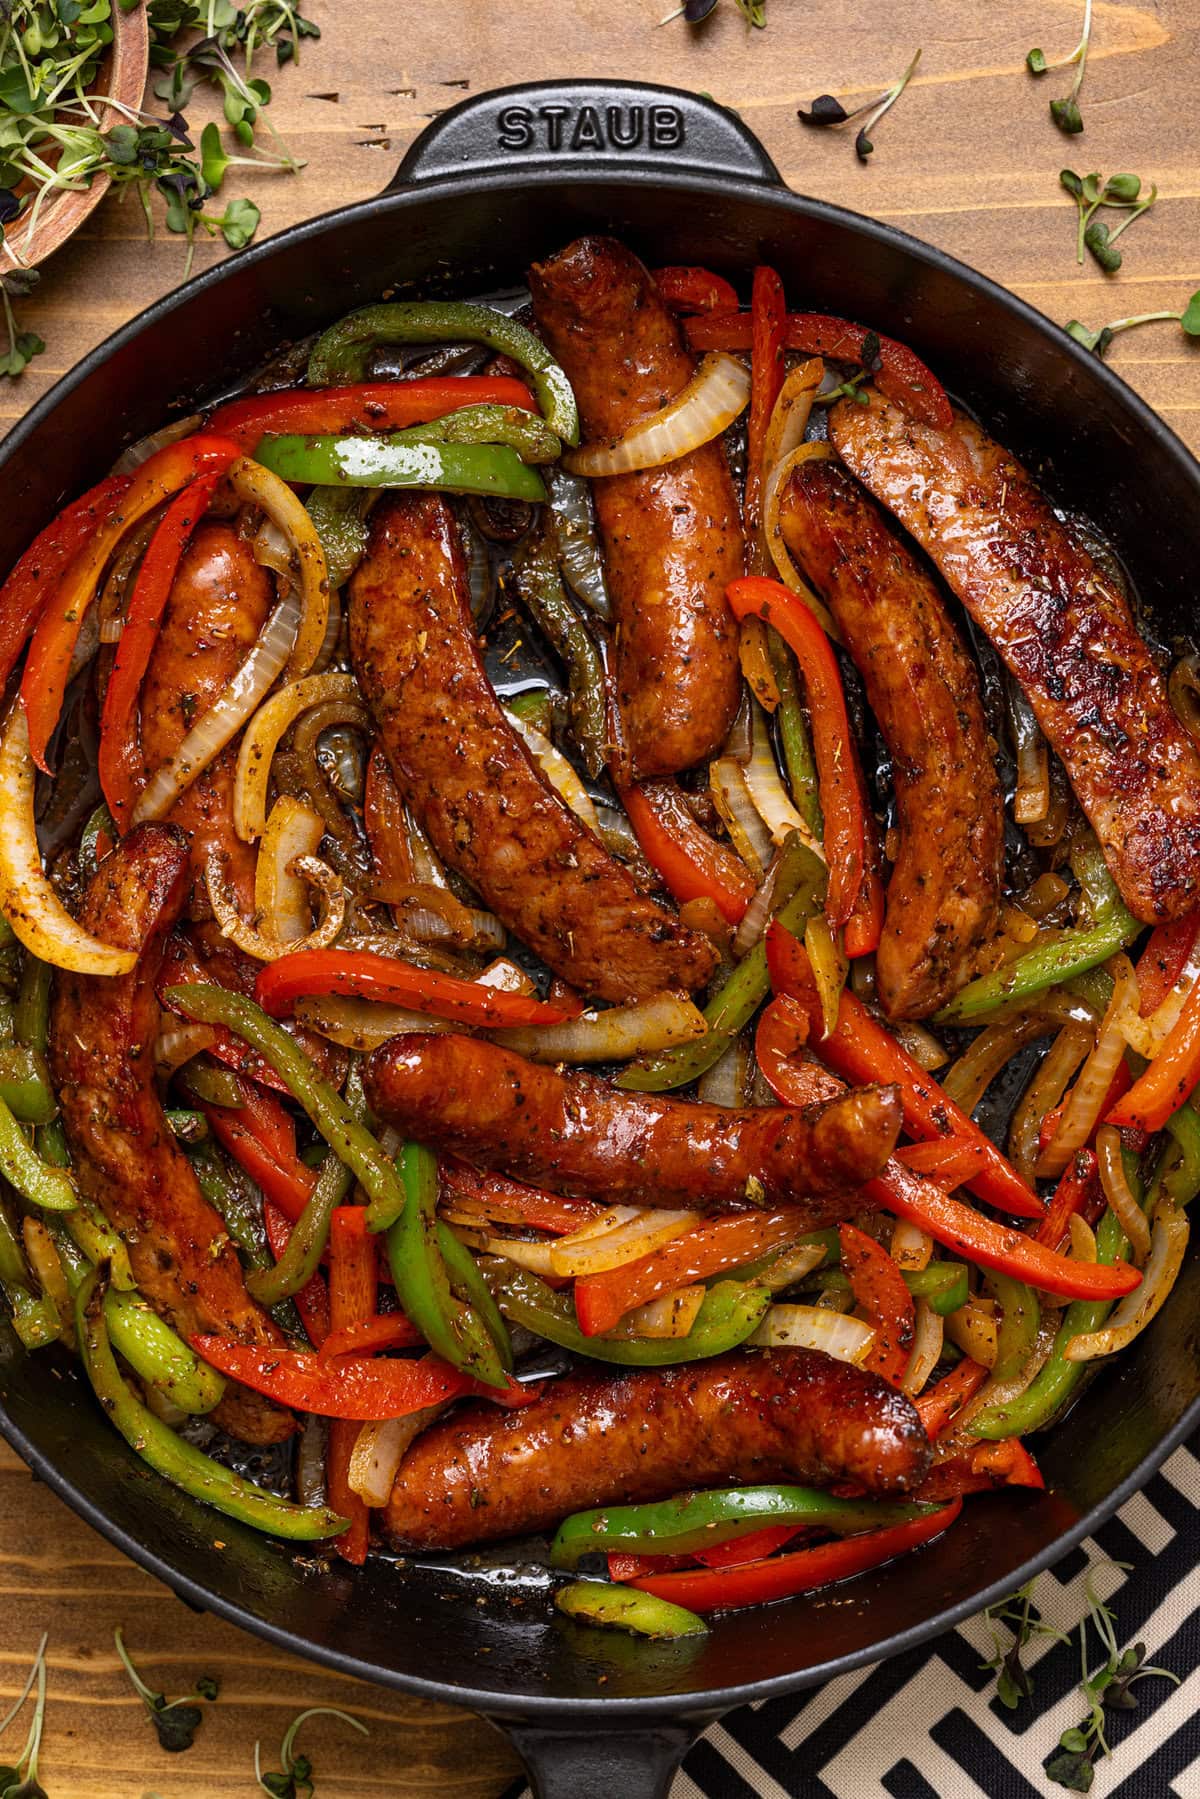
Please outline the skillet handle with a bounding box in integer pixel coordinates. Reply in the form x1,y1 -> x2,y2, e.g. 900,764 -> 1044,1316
499,1719 -> 700,1799
389,79 -> 782,190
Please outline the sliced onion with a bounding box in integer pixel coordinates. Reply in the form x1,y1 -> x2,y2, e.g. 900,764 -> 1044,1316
476,956 -> 536,995
111,414 -> 204,476
891,1220 -> 934,1271
1038,954 -> 1138,1178
750,1303 -> 875,1365
945,1297 -> 999,1369
1022,872 -> 1071,920
492,993 -> 706,1065
1169,650 -> 1200,748
607,1285 -> 706,1340
935,1315 -> 1059,1453
254,797 -> 326,944
1007,1019 -> 1093,1184
1097,1123 -> 1151,1263
205,848 -> 345,963
755,1240 -> 828,1294
545,1205 -> 641,1247
941,996 -> 1095,1115
251,515 -> 295,582
546,468 -> 610,620
709,757 -> 771,880
462,1231 -> 560,1276
227,455 -> 329,681
234,671 -> 361,843
891,1022 -> 948,1072
295,994 -> 456,1050
696,1034 -> 751,1106
154,1020 -> 217,1079
0,707 -> 135,974
1008,678 -> 1050,824
902,1299 -> 943,1397
505,709 -> 598,831
550,1207 -> 701,1278
565,352 -> 750,478
372,883 -> 507,954
761,360 -> 824,487
761,442 -> 841,638
744,701 -> 820,853
1069,1213 -> 1098,1263
134,589 -> 301,827
1064,1200 -> 1188,1362
349,1404 -> 447,1507
732,856 -> 782,962
1123,936 -> 1200,1062
805,913 -> 848,1041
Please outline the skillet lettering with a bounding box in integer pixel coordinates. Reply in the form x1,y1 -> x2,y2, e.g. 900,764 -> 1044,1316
649,105 -> 684,150
496,105 -> 534,151
606,105 -> 644,150
570,105 -> 604,152
538,104 -> 570,150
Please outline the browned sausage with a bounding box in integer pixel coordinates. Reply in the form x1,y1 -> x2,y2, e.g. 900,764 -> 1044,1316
832,393 -> 1200,923
778,457 -> 1003,1018
48,823 -> 291,1445
139,520 -> 273,914
383,1349 -> 932,1550
365,1031 -> 901,1210
530,237 -> 742,779
349,492 -> 718,1002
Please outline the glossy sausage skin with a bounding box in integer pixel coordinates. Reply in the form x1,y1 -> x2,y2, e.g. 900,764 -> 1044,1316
48,824 -> 292,1445
832,393 -> 1200,923
384,1349 -> 932,1549
140,520 -> 273,915
365,1031 -> 901,1210
530,237 -> 742,779
349,492 -> 718,1002
779,457 -> 1003,1018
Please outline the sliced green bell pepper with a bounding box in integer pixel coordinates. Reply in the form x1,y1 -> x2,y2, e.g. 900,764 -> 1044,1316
493,1264 -> 769,1365
254,431 -> 549,502
509,530 -> 607,779
554,1580 -> 708,1639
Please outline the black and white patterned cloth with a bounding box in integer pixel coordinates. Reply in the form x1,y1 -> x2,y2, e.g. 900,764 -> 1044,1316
506,1435 -> 1200,1798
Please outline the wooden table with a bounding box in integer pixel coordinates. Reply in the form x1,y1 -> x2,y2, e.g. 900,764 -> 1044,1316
2,2 -> 1198,1792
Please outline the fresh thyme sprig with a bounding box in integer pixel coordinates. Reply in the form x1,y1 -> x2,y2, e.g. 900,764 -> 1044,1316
113,1627 -> 219,1754
1065,288 -> 1200,357
1028,0 -> 1093,134
797,48 -> 921,163
0,1633 -> 49,1799
1060,170 -> 1158,271
254,1706 -> 369,1799
1043,1569 -> 1179,1792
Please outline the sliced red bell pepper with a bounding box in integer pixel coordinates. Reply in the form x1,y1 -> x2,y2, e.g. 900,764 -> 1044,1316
766,920 -> 1043,1220
235,1078 -> 298,1171
207,376 -> 536,451
685,311 -> 953,430
263,1199 -> 330,1347
363,742 -> 412,885
618,779 -> 754,926
1107,973 -> 1200,1132
326,1205 -> 376,1563
202,1102 -> 317,1225
727,577 -> 867,929
746,265 -> 787,552
439,1159 -> 607,1235
1134,911 -> 1200,1017
652,266 -> 740,316
628,1499 -> 962,1613
191,1334 -> 477,1418
98,470 -> 226,825
0,471 -> 131,697
913,1358 -> 988,1441
572,1208 -> 815,1338
894,1139 -> 985,1184
838,1221 -> 915,1386
318,1314 -> 424,1359
254,948 -> 571,1030
843,846 -> 884,959
755,997 -> 1142,1303
1036,1149 -> 1100,1250
692,1524 -> 804,1569
608,1550 -> 699,1582
916,1439 -> 1044,1503
20,434 -> 242,771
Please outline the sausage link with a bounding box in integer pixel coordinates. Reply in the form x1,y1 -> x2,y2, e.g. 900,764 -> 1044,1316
139,520 -> 273,914
779,457 -> 1003,1018
832,393 -> 1200,923
365,1031 -> 901,1210
384,1349 -> 932,1550
530,237 -> 742,778
48,823 -> 292,1445
348,492 -> 718,1002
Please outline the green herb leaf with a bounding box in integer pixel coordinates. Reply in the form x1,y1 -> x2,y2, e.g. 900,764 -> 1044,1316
149,1699 -> 204,1753
1084,219 -> 1121,272
1180,290 -> 1200,336
195,1675 -> 220,1703
216,194 -> 259,249
1051,95 -> 1084,133
1060,167 -> 1083,197
1027,46 -> 1047,73
1104,172 -> 1141,202
1045,1746 -> 1095,1791
199,118 -> 229,187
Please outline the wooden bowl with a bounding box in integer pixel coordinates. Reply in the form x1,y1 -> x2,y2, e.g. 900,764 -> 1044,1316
1,4 -> 151,269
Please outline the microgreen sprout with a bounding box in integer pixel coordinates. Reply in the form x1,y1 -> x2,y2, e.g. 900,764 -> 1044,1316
980,1579 -> 1068,1708
113,1627 -> 219,1753
1060,169 -> 1158,270
659,0 -> 760,23
1065,287 -> 1200,358
798,48 -> 921,162
254,1706 -> 369,1799
0,1633 -> 49,1799
812,330 -> 881,405
1028,0 -> 1093,134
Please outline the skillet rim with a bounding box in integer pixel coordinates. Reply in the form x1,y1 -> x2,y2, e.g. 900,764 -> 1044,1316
1,155 -> 1199,1719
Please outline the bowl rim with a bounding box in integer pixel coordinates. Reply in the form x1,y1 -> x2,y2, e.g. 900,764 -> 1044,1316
1,157 -> 1199,1719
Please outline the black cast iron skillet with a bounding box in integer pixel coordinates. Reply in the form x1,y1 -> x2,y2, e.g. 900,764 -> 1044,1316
1,79 -> 1199,1799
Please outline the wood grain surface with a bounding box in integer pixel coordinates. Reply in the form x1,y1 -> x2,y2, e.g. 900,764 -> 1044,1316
1,1 -> 1198,1793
